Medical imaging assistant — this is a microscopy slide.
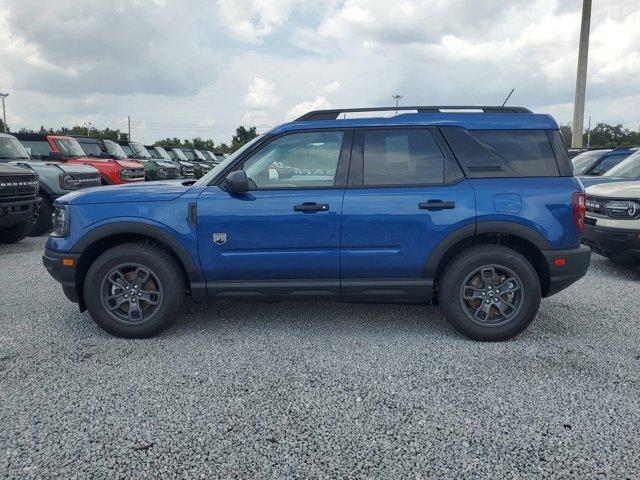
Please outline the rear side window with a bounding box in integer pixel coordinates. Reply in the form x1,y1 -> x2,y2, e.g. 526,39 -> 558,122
363,129 -> 445,185
20,140 -> 52,158
441,128 -> 560,177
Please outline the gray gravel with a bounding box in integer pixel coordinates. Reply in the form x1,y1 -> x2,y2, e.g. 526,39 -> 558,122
1,237 -> 639,479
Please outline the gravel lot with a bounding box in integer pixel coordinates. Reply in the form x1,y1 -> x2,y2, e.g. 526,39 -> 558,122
1,237 -> 639,479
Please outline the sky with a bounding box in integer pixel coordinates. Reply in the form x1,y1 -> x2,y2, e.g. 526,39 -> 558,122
0,0 -> 638,144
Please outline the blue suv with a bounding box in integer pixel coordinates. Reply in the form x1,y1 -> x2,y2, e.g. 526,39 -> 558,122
43,106 -> 591,341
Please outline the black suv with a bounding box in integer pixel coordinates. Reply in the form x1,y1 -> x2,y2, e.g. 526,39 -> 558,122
0,164 -> 41,244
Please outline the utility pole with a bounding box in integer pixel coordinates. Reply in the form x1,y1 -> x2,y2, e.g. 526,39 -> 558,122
84,121 -> 92,135
571,0 -> 592,148
0,93 -> 9,132
392,94 -> 403,114
128,115 -> 131,141
587,115 -> 592,148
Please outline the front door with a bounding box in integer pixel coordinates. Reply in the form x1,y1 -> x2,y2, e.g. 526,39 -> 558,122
197,129 -> 352,298
340,127 -> 476,301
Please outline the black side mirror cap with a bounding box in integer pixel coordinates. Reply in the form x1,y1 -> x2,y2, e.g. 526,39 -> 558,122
224,170 -> 249,193
48,151 -> 63,160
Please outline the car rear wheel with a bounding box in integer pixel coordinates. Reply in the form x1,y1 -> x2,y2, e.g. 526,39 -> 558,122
83,243 -> 186,338
439,245 -> 541,341
0,220 -> 33,244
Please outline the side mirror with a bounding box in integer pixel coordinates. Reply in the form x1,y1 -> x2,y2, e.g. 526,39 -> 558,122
224,170 -> 249,193
48,151 -> 63,160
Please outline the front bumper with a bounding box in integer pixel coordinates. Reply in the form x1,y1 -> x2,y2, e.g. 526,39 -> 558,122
0,197 -> 42,228
43,249 -> 81,304
583,224 -> 640,265
542,244 -> 592,297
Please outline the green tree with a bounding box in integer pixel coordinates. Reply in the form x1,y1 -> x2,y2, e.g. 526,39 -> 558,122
0,117 -> 7,132
231,126 -> 258,151
560,124 -> 572,145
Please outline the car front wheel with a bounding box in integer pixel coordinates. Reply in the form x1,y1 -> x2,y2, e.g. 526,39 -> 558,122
439,245 -> 541,341
83,243 -> 186,338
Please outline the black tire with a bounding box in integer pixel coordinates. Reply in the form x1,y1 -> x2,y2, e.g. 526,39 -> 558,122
0,220 -> 33,244
439,245 -> 541,341
29,195 -> 53,237
83,243 -> 186,338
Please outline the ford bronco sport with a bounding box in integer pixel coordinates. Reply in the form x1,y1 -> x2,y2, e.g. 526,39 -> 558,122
0,163 -> 41,243
118,141 -> 179,181
43,106 -> 591,341
146,145 -> 195,178
0,133 -> 100,236
15,133 -> 144,185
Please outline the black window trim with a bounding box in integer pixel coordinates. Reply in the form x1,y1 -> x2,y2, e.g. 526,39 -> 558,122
347,125 -> 464,189
211,128 -> 354,191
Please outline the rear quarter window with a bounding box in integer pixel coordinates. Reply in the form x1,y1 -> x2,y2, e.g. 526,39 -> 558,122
441,128 -> 561,178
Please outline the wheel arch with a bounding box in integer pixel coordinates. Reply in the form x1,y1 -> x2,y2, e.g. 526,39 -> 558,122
72,222 -> 205,310
426,221 -> 552,298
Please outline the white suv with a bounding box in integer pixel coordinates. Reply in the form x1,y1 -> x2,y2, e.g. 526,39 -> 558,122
583,182 -> 640,265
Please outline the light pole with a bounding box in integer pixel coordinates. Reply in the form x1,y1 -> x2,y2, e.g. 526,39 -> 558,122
84,122 -> 93,135
0,93 -> 8,132
571,0 -> 592,148
392,94 -> 403,114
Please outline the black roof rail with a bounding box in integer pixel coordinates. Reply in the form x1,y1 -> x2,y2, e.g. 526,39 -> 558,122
612,145 -> 640,151
295,105 -> 532,121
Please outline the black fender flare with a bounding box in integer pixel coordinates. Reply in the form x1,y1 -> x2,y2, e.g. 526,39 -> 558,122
424,221 -> 551,279
72,221 -> 205,285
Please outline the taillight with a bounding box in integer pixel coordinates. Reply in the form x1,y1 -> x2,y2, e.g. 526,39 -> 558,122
573,192 -> 586,233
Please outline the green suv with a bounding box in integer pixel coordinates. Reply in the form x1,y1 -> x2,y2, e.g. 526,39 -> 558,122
118,141 -> 179,181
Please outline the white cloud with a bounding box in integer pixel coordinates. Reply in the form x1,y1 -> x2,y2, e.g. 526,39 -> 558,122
217,0 -> 295,43
286,96 -> 331,121
244,77 -> 280,108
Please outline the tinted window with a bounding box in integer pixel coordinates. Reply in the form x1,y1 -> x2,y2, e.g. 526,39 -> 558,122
589,153 -> 630,176
243,131 -> 344,189
571,151 -> 607,175
442,128 -> 559,177
20,140 -> 52,158
120,144 -> 134,156
363,129 -> 444,185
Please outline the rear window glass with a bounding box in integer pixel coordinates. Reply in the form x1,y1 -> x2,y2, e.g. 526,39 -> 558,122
20,140 -> 52,158
441,128 -> 560,177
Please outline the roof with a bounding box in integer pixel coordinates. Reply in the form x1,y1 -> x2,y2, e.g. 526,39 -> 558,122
269,108 -> 559,135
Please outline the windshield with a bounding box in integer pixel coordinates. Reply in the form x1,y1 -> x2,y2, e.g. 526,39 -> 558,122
129,142 -> 152,158
0,136 -> 31,160
604,151 -> 640,179
154,146 -> 171,160
180,148 -> 196,160
572,150 -> 609,175
145,146 -> 161,159
103,140 -> 128,159
194,136 -> 262,186
194,149 -> 207,161
54,137 -> 86,157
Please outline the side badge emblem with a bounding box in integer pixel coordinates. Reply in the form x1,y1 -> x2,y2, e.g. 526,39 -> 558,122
213,233 -> 227,245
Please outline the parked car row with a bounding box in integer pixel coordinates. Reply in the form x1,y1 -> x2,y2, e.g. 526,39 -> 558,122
0,131 -> 227,242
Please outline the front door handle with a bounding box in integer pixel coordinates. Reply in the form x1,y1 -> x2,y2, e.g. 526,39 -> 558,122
419,200 -> 456,211
294,202 -> 329,213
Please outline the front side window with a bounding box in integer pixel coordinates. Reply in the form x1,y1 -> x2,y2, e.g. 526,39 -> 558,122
78,141 -> 102,157
363,129 -> 444,185
53,138 -> 86,157
20,140 -> 52,158
180,149 -> 196,160
120,144 -> 134,156
129,142 -> 151,158
0,136 -> 30,159
241,131 -> 344,189
153,146 -> 171,160
604,152 -> 640,178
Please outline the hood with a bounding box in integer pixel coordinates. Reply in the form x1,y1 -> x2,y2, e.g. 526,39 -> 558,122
115,159 -> 144,169
10,160 -> 99,176
178,161 -> 194,167
579,176 -> 633,189
157,161 -> 177,169
0,163 -> 38,176
586,181 -> 640,199
57,179 -> 194,205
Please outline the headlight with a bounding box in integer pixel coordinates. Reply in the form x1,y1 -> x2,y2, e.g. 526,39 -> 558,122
51,205 -> 69,237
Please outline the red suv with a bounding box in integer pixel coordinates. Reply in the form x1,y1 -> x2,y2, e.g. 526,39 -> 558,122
15,133 -> 145,185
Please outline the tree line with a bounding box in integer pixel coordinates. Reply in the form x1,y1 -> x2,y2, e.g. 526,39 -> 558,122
560,123 -> 640,148
4,121 -> 259,154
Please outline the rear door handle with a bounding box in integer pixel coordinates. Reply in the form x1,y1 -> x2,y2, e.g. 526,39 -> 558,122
419,200 -> 456,211
294,202 -> 329,212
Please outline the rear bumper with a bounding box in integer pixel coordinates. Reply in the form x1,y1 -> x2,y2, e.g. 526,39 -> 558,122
42,248 -> 81,303
582,224 -> 640,265
0,197 -> 41,228
542,244 -> 591,297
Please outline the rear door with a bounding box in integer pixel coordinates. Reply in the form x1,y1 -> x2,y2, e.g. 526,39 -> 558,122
197,129 -> 352,298
340,127 -> 476,301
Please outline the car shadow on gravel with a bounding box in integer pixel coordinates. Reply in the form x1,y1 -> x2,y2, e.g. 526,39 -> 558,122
590,254 -> 640,282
